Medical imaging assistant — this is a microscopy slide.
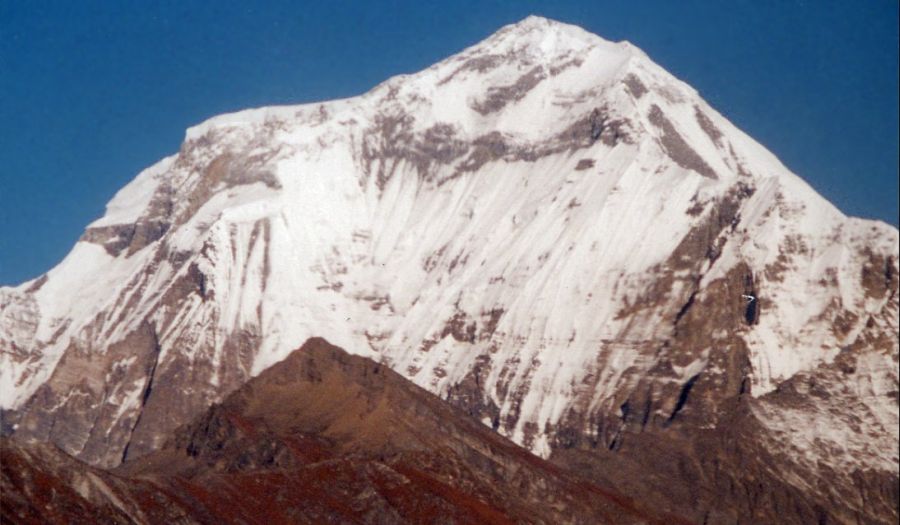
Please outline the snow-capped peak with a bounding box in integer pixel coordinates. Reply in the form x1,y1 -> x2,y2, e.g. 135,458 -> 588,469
1,18 -> 896,497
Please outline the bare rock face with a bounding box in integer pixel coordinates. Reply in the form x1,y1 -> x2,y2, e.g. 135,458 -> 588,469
2,338 -> 672,525
546,256 -> 899,523
1,16 -> 897,523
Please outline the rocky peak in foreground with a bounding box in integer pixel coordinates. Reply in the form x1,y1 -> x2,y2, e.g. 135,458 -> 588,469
1,15 -> 897,524
2,338 -> 671,525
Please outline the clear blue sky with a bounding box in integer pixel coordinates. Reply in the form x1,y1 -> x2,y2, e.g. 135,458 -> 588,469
1,0 -> 897,285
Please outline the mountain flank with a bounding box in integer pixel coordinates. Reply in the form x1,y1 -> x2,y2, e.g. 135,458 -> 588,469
2,337 -> 674,525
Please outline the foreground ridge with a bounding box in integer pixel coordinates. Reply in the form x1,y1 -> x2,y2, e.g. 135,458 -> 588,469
2,337 -> 672,524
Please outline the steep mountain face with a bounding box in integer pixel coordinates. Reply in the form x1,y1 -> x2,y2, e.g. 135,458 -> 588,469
3,338 -> 669,525
1,16 -> 897,523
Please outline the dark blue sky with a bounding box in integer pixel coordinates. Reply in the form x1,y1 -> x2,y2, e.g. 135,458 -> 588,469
1,0 -> 897,285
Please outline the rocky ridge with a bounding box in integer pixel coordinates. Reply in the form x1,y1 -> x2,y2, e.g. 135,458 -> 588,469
2,338 -> 671,524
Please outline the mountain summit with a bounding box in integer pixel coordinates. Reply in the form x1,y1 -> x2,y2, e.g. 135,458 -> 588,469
1,17 -> 897,523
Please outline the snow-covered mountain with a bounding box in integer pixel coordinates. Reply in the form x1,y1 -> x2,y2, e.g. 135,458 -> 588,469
1,16 -> 897,522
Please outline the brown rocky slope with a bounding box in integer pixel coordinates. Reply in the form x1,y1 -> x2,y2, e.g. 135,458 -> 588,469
2,337 -> 678,525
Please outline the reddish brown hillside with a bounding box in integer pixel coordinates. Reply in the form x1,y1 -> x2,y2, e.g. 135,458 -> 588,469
3,337 -> 683,524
